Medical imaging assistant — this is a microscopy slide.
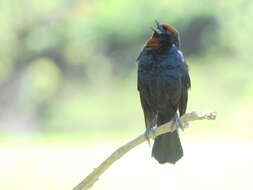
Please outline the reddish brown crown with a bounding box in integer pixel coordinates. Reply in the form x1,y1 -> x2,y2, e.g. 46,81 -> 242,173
162,24 -> 177,36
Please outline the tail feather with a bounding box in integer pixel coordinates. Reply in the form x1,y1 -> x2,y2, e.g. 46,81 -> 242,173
152,130 -> 183,164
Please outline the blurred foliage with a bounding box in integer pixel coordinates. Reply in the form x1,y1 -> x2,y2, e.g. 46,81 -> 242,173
0,0 -> 252,138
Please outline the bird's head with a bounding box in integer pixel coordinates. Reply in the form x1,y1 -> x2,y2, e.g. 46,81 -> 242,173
145,20 -> 180,51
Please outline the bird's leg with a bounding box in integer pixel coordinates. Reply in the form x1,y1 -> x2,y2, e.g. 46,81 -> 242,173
145,117 -> 157,145
171,113 -> 188,131
145,128 -> 154,146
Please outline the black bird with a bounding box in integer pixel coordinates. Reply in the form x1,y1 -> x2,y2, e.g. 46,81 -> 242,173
137,20 -> 191,164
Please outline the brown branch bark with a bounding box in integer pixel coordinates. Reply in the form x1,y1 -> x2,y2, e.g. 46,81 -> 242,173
73,111 -> 217,190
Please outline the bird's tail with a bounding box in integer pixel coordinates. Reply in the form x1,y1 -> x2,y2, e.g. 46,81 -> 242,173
152,130 -> 183,164
151,111 -> 183,164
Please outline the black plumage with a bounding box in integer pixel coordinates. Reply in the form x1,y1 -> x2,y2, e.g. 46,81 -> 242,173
137,22 -> 191,164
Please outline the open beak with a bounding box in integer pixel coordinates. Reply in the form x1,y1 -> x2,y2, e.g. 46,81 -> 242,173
152,19 -> 163,35
155,19 -> 161,28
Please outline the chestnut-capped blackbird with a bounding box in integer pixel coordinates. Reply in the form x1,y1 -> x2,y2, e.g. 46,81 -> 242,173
137,20 -> 191,164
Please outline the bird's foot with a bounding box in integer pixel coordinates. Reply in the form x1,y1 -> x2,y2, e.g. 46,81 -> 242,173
171,113 -> 188,131
145,128 -> 155,146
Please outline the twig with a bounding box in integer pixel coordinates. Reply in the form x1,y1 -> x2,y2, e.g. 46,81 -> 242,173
73,111 -> 217,190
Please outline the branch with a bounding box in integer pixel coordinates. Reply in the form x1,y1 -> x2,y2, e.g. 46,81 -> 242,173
73,111 -> 216,190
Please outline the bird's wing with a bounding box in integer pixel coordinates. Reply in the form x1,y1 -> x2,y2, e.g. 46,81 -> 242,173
139,93 -> 157,129
178,61 -> 191,116
137,49 -> 157,129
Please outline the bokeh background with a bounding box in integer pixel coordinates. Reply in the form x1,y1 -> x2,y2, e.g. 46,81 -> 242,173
1,0 -> 253,189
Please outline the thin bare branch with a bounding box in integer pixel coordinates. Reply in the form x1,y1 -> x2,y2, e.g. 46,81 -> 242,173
73,111 -> 216,190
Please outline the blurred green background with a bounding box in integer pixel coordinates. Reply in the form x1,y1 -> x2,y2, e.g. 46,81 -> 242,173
0,0 -> 253,190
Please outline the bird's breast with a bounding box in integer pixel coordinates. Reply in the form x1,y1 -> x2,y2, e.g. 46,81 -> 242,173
138,68 -> 181,111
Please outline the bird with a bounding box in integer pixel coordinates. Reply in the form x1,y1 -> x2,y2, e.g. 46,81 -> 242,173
137,20 -> 191,164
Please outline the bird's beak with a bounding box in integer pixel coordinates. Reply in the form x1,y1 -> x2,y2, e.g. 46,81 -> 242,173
155,19 -> 161,29
153,19 -> 164,35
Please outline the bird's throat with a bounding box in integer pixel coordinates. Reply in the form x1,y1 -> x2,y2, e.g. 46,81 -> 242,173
145,37 -> 171,52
